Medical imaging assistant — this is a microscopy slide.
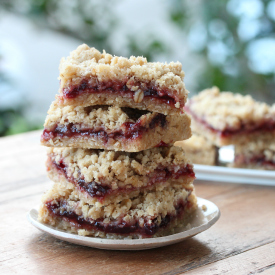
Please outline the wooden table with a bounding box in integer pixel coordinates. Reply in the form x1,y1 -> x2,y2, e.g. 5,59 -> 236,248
1,131 -> 275,275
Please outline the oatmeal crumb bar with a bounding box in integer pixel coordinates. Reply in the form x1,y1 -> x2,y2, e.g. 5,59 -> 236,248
175,133 -> 218,166
57,44 -> 188,115
185,87 -> 275,146
41,102 -> 191,152
46,146 -> 195,205
232,135 -> 275,170
38,181 -> 197,239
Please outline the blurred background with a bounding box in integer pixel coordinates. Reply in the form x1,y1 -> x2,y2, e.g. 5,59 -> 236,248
0,0 -> 274,136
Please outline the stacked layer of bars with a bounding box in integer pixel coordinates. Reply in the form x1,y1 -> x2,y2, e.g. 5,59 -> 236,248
39,44 -> 197,239
175,133 -> 218,166
183,86 -> 275,170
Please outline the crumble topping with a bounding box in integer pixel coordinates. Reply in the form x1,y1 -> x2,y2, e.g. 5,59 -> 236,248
58,44 -> 188,108
44,101 -> 151,130
42,102 -> 191,151
39,181 -> 197,238
40,182 -> 194,223
47,146 -> 193,188
186,86 -> 275,131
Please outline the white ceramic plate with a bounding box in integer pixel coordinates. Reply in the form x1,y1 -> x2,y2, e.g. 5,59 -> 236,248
27,197 -> 220,251
194,146 -> 275,186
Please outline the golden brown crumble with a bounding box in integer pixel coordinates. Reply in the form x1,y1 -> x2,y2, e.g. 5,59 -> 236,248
187,87 -> 275,131
40,182 -> 191,221
175,133 -> 217,165
42,101 -> 191,151
43,100 -> 190,132
38,182 -> 197,238
57,44 -> 188,113
44,102 -> 138,130
47,146 -> 193,189
47,171 -> 195,206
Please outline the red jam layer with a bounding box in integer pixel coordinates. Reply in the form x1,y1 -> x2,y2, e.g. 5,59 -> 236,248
46,199 -> 188,237
185,106 -> 275,138
155,141 -> 169,147
41,113 -> 167,142
50,159 -> 195,202
63,79 -> 180,107
235,155 -> 275,168
50,160 -> 111,200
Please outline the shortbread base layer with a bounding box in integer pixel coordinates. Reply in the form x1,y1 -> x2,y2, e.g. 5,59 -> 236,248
38,182 -> 197,239
42,133 -> 173,152
58,92 -> 183,115
40,211 -> 194,239
174,133 -> 218,165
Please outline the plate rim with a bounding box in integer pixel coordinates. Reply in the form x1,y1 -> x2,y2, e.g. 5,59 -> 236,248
195,164 -> 275,177
193,145 -> 275,186
27,197 -> 220,249
194,165 -> 275,186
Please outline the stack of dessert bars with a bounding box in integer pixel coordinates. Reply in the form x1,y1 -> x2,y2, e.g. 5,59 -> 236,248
38,44 -> 197,239
184,86 -> 275,170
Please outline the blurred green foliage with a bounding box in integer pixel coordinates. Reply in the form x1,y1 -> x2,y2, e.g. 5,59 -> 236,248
166,0 -> 275,100
1,0 -> 273,95
0,108 -> 41,136
0,0 -> 117,53
0,53 -> 42,136
197,0 -> 274,98
127,35 -> 169,61
0,0 -> 274,136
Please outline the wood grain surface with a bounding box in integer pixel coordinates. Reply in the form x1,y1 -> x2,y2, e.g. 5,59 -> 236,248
0,131 -> 275,275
